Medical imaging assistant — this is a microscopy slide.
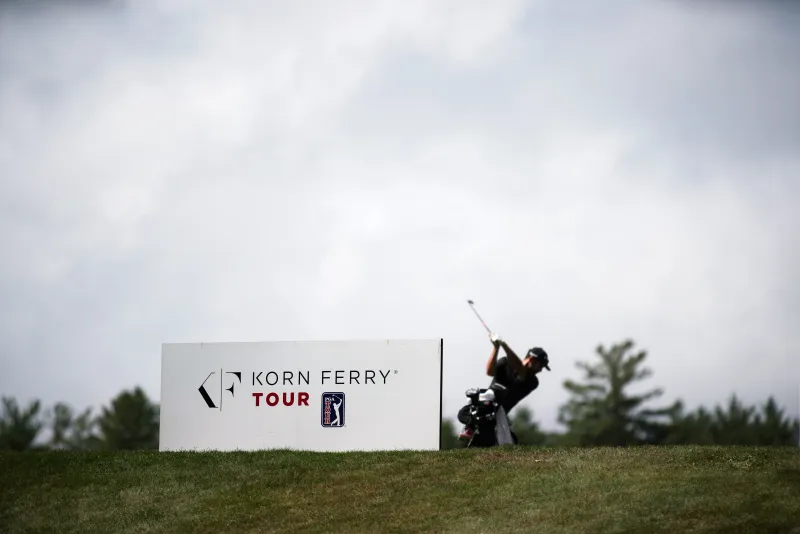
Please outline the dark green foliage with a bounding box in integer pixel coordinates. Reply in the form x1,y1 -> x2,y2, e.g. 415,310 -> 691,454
753,396 -> 800,445
664,394 -> 800,446
0,387 -> 159,452
553,338 -> 799,447
47,402 -> 103,451
509,406 -> 549,445
96,387 -> 160,450
557,339 -> 680,446
659,401 -> 717,445
0,397 -> 44,451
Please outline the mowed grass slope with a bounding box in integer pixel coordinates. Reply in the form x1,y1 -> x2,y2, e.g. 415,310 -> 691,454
1,446 -> 799,534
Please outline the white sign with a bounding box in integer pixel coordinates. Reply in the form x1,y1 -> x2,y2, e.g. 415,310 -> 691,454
159,339 -> 443,452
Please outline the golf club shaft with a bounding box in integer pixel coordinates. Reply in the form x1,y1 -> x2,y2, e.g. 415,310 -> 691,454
467,300 -> 492,333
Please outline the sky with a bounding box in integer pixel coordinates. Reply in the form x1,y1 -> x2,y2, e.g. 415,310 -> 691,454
1,0 -> 798,433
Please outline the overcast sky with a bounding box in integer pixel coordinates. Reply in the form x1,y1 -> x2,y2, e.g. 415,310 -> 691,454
1,0 -> 798,432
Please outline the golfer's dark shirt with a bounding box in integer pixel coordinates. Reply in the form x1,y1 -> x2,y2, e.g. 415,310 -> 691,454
490,356 -> 539,412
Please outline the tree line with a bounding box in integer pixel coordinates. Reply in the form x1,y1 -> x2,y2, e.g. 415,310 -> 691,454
442,339 -> 800,449
2,339 -> 798,451
0,387 -> 159,451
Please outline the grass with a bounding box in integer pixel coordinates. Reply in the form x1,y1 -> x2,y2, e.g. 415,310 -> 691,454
1,445 -> 799,533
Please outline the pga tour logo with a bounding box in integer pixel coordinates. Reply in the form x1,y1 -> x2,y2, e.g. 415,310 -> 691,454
321,392 -> 345,427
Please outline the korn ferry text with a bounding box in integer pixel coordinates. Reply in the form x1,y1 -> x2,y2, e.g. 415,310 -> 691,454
251,370 -> 394,386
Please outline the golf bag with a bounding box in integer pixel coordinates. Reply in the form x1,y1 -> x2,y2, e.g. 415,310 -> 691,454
457,382 -> 518,448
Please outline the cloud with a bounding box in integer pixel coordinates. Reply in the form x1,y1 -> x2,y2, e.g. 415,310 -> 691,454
1,0 -> 798,432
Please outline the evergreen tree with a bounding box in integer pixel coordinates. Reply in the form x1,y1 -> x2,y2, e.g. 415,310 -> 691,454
753,396 -> 800,446
96,387 -> 160,450
509,406 -> 548,445
0,397 -> 44,451
660,401 -> 715,445
662,394 -> 799,446
557,339 -> 679,446
47,402 -> 102,450
711,394 -> 759,445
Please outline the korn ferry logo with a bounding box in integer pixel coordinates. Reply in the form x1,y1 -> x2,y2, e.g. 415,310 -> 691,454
321,392 -> 345,427
199,369 -> 242,409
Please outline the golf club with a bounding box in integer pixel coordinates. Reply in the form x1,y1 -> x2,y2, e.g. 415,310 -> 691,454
467,299 -> 492,334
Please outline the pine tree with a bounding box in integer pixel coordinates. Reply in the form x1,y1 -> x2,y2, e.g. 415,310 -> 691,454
0,397 -> 44,451
509,406 -> 548,445
557,339 -> 679,446
96,387 -> 160,450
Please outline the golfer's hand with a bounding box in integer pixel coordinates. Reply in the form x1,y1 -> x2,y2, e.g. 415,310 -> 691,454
489,332 -> 502,345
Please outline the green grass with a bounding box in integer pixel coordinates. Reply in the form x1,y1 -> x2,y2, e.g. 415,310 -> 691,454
1,446 -> 799,533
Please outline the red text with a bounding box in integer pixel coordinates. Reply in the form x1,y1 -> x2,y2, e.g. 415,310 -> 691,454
252,392 -> 310,407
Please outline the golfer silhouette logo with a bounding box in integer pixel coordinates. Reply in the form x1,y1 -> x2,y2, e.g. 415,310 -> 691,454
321,392 -> 345,427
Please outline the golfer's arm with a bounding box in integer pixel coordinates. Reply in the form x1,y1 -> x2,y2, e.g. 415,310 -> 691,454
502,342 -> 524,374
486,344 -> 500,376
